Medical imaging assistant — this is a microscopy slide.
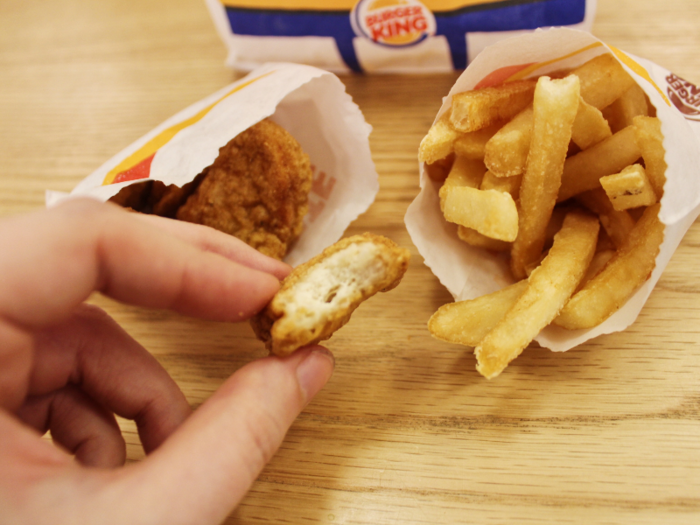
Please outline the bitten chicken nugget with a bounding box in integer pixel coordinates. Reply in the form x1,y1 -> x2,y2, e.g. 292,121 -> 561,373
176,119 -> 312,259
251,233 -> 410,356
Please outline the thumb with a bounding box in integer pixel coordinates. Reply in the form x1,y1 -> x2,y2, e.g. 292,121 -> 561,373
109,346 -> 334,525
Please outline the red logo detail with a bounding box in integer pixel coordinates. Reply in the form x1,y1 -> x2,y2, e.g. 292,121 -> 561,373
666,73 -> 700,121
112,153 -> 155,184
351,0 -> 435,47
365,6 -> 427,42
307,165 -> 336,223
311,169 -> 336,199
308,200 -> 326,222
475,63 -> 536,90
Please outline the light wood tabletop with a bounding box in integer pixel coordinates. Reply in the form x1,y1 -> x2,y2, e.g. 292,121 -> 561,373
2,1 -> 700,523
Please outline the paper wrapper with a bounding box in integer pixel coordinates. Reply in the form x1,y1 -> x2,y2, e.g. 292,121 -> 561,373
46,63 -> 379,267
405,27 -> 700,352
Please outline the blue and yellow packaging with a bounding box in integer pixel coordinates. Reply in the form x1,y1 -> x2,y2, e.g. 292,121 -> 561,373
205,0 -> 596,73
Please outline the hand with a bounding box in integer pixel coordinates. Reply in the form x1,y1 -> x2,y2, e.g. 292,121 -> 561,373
0,198 -> 334,524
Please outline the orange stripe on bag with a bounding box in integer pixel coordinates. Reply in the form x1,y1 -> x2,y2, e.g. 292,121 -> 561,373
609,46 -> 670,106
103,72 -> 274,185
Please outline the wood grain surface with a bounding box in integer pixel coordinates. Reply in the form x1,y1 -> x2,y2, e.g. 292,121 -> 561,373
2,1 -> 700,523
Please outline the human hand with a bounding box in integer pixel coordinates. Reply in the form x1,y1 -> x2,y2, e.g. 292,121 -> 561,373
0,198 -> 334,524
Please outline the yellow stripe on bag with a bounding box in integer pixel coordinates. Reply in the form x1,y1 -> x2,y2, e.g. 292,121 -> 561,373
504,43 -> 670,108
103,72 -> 273,185
506,42 -> 604,82
219,0 -> 507,12
609,46 -> 671,106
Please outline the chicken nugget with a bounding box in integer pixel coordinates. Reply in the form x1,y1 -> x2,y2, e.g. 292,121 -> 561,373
149,173 -> 206,218
251,233 -> 411,356
176,119 -> 312,259
109,180 -> 153,212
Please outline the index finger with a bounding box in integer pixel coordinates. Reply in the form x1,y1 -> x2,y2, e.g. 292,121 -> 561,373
132,213 -> 291,281
0,198 -> 282,328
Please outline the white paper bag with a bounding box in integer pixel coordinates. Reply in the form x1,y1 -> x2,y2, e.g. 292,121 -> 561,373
405,28 -> 700,352
47,63 -> 380,267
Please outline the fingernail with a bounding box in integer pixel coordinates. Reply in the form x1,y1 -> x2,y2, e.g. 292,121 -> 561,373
296,347 -> 335,403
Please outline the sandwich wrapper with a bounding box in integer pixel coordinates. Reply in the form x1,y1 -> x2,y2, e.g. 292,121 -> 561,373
405,27 -> 700,352
46,63 -> 379,267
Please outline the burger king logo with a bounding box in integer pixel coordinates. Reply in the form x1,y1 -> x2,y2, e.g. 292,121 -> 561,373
666,73 -> 700,122
351,0 -> 436,47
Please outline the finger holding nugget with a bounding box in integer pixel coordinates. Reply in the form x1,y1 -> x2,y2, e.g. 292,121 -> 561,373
0,198 -> 335,524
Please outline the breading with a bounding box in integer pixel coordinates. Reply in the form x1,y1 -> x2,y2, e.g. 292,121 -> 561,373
251,233 -> 411,356
149,174 -> 206,218
176,119 -> 312,259
109,179 -> 153,211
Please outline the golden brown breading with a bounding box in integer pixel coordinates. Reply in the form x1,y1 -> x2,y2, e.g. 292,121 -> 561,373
251,233 -> 411,355
176,119 -> 312,259
108,177 -> 203,217
150,174 -> 206,218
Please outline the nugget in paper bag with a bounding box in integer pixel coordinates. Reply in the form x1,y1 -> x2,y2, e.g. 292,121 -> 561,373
46,63 -> 379,267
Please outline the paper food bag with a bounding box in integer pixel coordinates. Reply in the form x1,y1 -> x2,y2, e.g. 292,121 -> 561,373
46,63 -> 379,267
405,27 -> 700,352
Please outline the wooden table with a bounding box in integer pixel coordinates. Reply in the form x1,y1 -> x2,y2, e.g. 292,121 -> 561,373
2,1 -> 700,523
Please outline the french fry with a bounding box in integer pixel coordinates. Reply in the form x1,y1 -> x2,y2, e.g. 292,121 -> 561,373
571,97 -> 612,149
453,122 -> 503,159
439,158 -> 488,248
633,116 -> 667,198
510,75 -> 581,279
424,154 -> 454,183
441,185 -> 519,242
603,83 -> 650,133
576,248 -> 616,293
595,227 -> 616,252
485,94 -> 613,178
558,125 -> 642,202
480,169 -> 521,199
543,206 -> 568,249
476,211 -> 600,379
450,80 -> 536,133
600,163 -> 657,210
439,157 -> 486,213
483,105 -> 533,177
428,280 -> 528,346
457,226 -> 511,252
555,203 -> 664,330
574,53 -> 636,110
575,188 -> 635,249
439,156 -> 485,200
450,169 -> 522,251
418,111 -> 459,164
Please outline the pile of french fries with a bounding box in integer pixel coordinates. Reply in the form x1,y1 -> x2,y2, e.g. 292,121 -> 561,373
422,54 -> 667,379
